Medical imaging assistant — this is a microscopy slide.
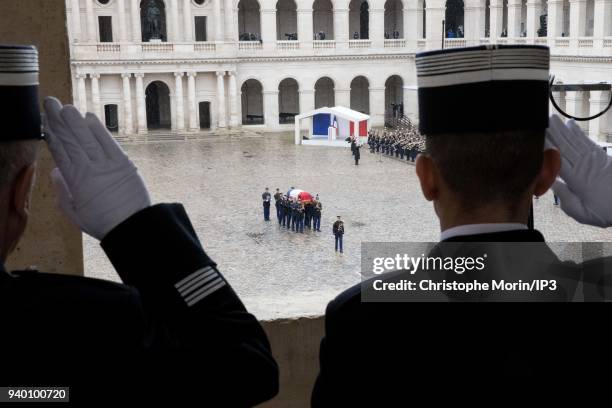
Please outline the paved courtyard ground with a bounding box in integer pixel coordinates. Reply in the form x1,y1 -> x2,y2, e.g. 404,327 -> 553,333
84,131 -> 612,320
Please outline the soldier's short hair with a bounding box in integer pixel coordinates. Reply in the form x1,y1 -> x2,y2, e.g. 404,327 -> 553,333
425,130 -> 545,213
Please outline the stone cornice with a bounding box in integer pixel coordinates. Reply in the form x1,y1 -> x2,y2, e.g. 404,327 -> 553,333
71,53 -> 416,67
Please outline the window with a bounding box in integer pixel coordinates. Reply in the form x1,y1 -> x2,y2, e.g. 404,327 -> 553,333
195,16 -> 207,41
99,16 -> 113,42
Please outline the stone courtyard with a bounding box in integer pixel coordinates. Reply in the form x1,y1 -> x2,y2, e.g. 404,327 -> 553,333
83,131 -> 612,320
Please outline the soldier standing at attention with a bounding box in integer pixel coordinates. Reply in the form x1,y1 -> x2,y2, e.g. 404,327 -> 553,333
354,143 -> 361,165
273,188 -> 282,223
261,187 -> 271,221
332,216 -> 344,253
313,200 -> 322,231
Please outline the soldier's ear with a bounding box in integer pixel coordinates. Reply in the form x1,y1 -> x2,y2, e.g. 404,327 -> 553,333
415,154 -> 438,202
12,164 -> 36,219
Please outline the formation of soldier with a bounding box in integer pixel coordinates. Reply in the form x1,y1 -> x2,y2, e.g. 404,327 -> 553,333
272,188 -> 323,233
367,117 -> 425,162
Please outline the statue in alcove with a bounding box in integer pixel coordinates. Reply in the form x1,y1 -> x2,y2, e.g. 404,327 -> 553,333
144,0 -> 162,40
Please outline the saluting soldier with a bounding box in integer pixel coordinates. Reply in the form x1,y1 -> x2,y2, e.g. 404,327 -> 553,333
0,45 -> 277,405
273,188 -> 283,223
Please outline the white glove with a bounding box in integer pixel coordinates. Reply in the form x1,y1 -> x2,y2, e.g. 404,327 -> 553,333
43,97 -> 151,240
545,114 -> 612,228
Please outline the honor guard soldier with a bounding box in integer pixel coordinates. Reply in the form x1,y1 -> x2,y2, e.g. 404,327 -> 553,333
262,187 -> 271,221
0,45 -> 278,405
273,187 -> 283,223
312,45 -> 604,405
332,216 -> 344,253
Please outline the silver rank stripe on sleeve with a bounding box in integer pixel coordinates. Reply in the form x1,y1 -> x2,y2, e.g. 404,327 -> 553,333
174,265 -> 227,307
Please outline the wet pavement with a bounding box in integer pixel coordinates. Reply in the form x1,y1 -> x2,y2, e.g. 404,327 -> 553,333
83,131 -> 612,320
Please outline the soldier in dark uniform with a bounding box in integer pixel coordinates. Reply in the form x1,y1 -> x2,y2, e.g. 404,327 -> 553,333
273,188 -> 282,223
0,46 -> 277,405
332,216 -> 344,253
312,45 -> 607,405
313,200 -> 322,231
354,143 -> 360,165
261,187 -> 271,221
284,196 -> 292,228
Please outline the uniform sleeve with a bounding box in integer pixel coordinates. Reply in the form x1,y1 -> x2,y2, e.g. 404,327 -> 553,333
100,203 -> 278,406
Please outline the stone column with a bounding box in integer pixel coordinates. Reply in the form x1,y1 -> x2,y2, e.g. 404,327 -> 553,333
507,0 -> 522,38
77,73 -> 88,114
299,89 -> 314,129
174,72 -> 185,131
369,86 -> 385,127
183,0 -> 193,41
187,72 -> 198,131
465,0 -> 485,45
121,73 -> 133,135
71,0 -> 82,43
131,0 -> 142,42
228,71 -> 239,127
224,0 -> 234,41
213,0 -> 223,41
526,0 -> 539,39
335,88 -> 351,108
118,0 -> 128,42
593,0 -> 612,48
425,0 -> 445,49
333,4 -> 349,49
547,0 -> 564,38
261,8 -> 277,50
135,73 -> 147,134
90,73 -> 102,119
170,0 -> 180,41
85,0 -> 96,42
404,0 -> 421,46
216,71 -> 227,128
403,85 -> 418,121
565,91 -> 588,132
569,0 -> 587,47
369,7 -> 384,45
297,7 -> 314,44
489,0 -> 505,39
263,90 -> 279,128
589,91 -> 611,141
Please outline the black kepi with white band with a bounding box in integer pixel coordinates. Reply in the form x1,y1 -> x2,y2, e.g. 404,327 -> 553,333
0,45 -> 42,142
415,45 -> 550,135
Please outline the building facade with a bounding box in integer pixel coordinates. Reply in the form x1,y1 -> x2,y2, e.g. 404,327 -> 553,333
67,0 -> 612,140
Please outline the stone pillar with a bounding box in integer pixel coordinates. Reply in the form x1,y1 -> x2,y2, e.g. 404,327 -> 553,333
299,89 -> 314,130
213,0 -> 223,41
135,73 -> 147,134
333,4 -> 349,49
261,8 -> 277,50
589,91 -> 611,141
548,0 -> 564,38
174,72 -> 185,131
369,7 -> 384,45
77,73 -> 88,114
565,91 -> 588,131
183,0 -> 193,41
187,72 -> 198,131
170,0 -> 180,41
118,0 -> 128,42
507,0 -> 522,38
569,0 -> 587,47
228,71 -> 239,127
404,0 -> 421,46
121,73 -> 133,135
490,0 -> 505,39
131,0 -> 142,42
526,0 -> 539,39
70,0 -> 82,42
425,0 -> 445,49
224,0 -> 235,41
465,0 -> 485,45
593,0 -> 612,47
263,90 -> 279,128
216,71 -> 227,128
85,0 -> 96,42
298,7 -> 314,44
370,86 -> 385,127
335,88 -> 350,108
403,85 -> 418,121
90,73 -> 102,119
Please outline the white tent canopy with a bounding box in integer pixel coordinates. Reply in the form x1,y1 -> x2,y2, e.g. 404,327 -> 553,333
294,106 -> 370,146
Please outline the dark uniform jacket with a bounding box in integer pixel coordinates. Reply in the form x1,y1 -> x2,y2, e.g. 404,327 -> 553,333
312,229 -> 609,406
332,221 -> 344,235
0,204 -> 278,405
